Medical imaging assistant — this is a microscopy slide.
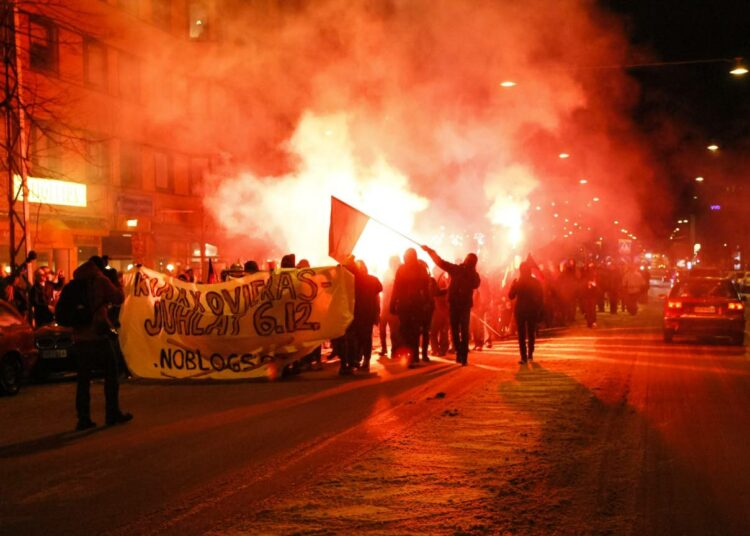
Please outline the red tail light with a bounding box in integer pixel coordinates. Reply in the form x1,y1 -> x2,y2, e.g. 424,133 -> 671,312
667,301 -> 683,309
728,302 -> 744,311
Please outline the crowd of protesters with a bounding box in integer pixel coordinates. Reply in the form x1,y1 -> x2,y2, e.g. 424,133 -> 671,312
1,248 -> 651,428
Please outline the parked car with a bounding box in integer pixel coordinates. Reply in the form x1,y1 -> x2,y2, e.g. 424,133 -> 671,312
0,300 -> 38,395
663,277 -> 746,345
33,324 -> 130,379
33,323 -> 75,378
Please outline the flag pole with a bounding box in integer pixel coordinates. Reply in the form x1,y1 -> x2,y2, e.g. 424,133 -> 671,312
471,312 -> 504,339
369,214 -> 422,247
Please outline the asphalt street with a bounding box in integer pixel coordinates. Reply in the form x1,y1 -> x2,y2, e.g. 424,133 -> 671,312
2,295 -> 750,535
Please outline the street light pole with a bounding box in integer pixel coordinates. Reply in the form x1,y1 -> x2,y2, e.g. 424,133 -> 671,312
1,3 -> 31,272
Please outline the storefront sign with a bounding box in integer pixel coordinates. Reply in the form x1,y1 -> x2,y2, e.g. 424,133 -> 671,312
14,176 -> 87,207
119,265 -> 355,380
118,194 -> 154,216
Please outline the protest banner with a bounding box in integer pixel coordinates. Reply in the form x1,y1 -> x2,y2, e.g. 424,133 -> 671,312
119,265 -> 355,380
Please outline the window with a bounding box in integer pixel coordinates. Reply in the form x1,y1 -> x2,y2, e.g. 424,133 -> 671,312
86,137 -> 110,183
84,39 -> 108,90
118,0 -> 139,16
188,1 -> 209,40
120,142 -> 141,188
29,16 -> 58,73
189,157 -> 208,196
152,0 -> 172,30
30,121 -> 62,176
154,151 -> 172,191
118,52 -> 140,101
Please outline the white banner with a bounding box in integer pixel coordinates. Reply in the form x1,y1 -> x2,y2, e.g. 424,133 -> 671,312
119,266 -> 354,380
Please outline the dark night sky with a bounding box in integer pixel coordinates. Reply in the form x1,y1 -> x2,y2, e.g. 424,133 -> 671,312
604,0 -> 750,143
602,0 -> 750,241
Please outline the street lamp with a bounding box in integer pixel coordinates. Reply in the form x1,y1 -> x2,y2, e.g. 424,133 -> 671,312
500,80 -> 516,87
695,176 -> 704,182
730,58 -> 749,76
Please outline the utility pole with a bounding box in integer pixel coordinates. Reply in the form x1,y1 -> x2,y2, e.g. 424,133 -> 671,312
1,2 -> 31,273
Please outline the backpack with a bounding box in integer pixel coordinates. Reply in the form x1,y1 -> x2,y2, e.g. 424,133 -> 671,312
55,280 -> 94,328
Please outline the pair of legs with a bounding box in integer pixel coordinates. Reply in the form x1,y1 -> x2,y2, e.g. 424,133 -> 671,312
516,315 -> 538,363
379,313 -> 400,356
430,311 -> 450,356
449,307 -> 471,365
398,311 -> 422,364
75,338 -> 125,426
355,324 -> 374,371
420,310 -> 433,361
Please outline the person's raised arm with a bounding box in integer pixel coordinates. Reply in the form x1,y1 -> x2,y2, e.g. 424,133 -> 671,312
421,245 -> 452,273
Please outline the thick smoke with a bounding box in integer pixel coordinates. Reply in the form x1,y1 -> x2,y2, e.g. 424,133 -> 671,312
203,0 -> 665,272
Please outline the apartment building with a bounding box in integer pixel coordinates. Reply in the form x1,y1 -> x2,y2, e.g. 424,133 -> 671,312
1,0 -> 237,277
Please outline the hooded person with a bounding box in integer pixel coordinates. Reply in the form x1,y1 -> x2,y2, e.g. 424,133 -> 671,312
390,248 -> 431,366
280,254 -> 296,269
378,255 -> 402,358
509,260 -> 544,364
243,260 -> 259,274
351,260 -> 383,372
67,257 -> 131,430
421,246 -> 480,366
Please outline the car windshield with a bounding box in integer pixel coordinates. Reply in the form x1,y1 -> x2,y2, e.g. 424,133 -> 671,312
672,279 -> 737,299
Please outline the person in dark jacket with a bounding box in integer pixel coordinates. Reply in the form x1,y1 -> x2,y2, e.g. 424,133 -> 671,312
352,260 -> 383,372
430,271 -> 450,356
30,269 -> 54,327
379,256 -> 402,358
509,261 -> 544,364
390,248 -> 431,366
70,257 -> 131,431
421,245 -> 480,366
419,260 -> 438,362
580,262 -> 598,328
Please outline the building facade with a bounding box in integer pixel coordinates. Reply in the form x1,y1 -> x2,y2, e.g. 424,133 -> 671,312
0,0 -> 239,278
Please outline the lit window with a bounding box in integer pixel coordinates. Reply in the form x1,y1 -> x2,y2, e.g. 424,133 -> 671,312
152,0 -> 172,30
120,142 -> 141,188
30,121 -> 61,176
86,136 -> 110,183
188,1 -> 209,40
84,38 -> 108,89
118,51 -> 140,101
189,157 -> 208,196
154,151 -> 172,191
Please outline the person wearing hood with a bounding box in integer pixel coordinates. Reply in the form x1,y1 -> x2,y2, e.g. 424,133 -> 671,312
509,261 -> 544,364
243,260 -> 259,274
390,248 -> 431,366
421,245 -> 480,366
70,257 -> 131,431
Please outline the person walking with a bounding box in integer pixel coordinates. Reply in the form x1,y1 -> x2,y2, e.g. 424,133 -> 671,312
430,272 -> 450,356
621,264 -> 645,315
390,248 -> 431,366
580,262 -> 598,328
509,261 -> 544,365
379,256 -> 401,358
352,260 -> 383,372
58,256 -> 132,431
421,245 -> 480,366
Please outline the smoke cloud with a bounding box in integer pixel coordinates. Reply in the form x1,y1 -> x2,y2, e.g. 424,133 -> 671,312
202,0 -> 665,272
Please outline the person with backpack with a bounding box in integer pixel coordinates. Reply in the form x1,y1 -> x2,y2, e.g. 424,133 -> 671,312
57,256 -> 131,431
508,261 -> 544,365
421,245 -> 481,366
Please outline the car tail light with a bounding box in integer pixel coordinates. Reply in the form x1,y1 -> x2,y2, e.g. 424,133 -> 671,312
667,301 -> 683,309
728,302 -> 744,311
